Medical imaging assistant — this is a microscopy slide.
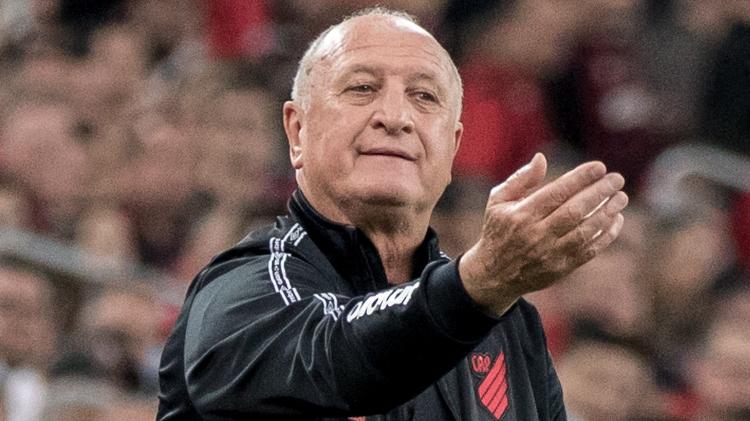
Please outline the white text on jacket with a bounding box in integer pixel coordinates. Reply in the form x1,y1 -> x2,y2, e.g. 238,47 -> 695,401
346,282 -> 420,322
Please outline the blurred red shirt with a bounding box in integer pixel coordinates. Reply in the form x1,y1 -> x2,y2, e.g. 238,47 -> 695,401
454,60 -> 553,183
205,0 -> 274,59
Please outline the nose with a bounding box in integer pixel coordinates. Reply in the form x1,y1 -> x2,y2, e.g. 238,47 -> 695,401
370,87 -> 414,135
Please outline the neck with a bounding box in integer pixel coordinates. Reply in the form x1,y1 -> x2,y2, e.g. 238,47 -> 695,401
360,220 -> 425,284
349,205 -> 431,284
298,184 -> 431,284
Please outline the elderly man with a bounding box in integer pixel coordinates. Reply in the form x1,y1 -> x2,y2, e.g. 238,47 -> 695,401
157,8 -> 627,420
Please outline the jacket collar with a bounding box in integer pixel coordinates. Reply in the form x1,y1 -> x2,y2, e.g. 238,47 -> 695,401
288,189 -> 442,294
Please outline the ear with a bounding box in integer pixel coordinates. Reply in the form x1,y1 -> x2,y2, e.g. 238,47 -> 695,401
446,121 -> 464,185
283,101 -> 304,169
452,121 -> 463,157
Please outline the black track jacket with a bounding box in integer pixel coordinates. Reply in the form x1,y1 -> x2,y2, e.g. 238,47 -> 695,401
157,191 -> 566,420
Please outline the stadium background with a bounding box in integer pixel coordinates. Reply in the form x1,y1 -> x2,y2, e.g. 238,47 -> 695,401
1,0 -> 749,419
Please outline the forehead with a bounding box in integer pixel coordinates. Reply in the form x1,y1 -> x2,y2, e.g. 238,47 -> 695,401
317,16 -> 453,82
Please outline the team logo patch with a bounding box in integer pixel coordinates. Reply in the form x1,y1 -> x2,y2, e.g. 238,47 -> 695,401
476,352 -> 509,420
471,353 -> 492,374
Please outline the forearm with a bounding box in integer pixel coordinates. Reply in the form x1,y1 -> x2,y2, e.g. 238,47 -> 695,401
184,260 -> 498,417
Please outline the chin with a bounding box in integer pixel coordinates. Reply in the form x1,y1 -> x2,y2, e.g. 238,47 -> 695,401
359,194 -> 410,211
351,181 -> 417,208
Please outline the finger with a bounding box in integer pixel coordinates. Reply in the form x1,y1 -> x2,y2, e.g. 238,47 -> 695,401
521,161 -> 607,218
490,153 -> 547,203
555,192 -> 626,253
546,176 -> 626,237
582,212 -> 625,263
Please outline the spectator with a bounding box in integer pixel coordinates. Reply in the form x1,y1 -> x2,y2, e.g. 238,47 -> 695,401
77,287 -> 163,395
0,99 -> 88,237
648,207 -> 740,390
640,0 -> 732,140
69,25 -> 148,127
43,352 -> 116,421
451,0 -> 579,183
192,86 -> 284,210
122,115 -> 198,267
0,263 -> 57,421
557,340 -> 660,420
701,1 -> 750,274
687,288 -> 750,420
565,206 -> 651,340
700,0 -> 750,155
75,205 -> 137,267
549,0 -> 666,192
204,0 -> 275,59
532,205 -> 652,357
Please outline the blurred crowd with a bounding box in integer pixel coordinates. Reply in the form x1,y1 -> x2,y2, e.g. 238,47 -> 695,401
0,0 -> 749,420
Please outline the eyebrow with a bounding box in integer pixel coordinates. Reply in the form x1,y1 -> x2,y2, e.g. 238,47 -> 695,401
406,71 -> 442,88
336,65 -> 446,96
406,71 -> 447,100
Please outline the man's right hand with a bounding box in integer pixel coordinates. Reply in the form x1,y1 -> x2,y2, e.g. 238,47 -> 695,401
458,153 -> 628,316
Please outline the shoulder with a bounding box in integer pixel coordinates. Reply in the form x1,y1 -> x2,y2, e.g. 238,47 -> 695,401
188,216 -> 336,307
232,216 -> 308,257
201,217 -> 307,277
183,219 -> 325,338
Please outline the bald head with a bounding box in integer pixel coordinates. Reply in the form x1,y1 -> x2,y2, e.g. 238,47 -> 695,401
291,8 -> 463,119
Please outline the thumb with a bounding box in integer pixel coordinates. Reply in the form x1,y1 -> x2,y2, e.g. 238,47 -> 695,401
490,153 -> 547,203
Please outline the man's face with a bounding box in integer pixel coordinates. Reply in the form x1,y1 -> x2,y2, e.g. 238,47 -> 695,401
695,322 -> 750,415
285,17 -> 462,219
0,269 -> 55,366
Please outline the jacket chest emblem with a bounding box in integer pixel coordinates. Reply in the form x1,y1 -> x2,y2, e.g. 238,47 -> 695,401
471,353 -> 492,374
471,351 -> 510,420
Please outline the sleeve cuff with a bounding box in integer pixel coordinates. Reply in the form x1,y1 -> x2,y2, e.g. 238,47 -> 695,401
422,259 -> 506,343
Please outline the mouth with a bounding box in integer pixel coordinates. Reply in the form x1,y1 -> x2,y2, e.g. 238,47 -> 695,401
359,147 -> 417,161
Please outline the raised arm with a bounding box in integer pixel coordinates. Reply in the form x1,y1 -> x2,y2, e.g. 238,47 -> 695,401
183,255 -> 497,418
460,153 -> 628,315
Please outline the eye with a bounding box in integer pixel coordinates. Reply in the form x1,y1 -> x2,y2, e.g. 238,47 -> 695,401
414,91 -> 438,103
348,84 -> 375,94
